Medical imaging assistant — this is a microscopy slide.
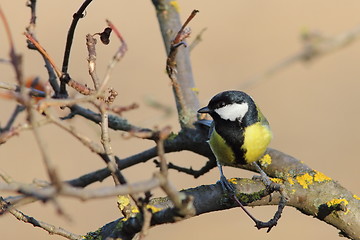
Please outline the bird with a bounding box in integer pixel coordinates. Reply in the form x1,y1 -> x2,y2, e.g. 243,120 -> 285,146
198,90 -> 272,192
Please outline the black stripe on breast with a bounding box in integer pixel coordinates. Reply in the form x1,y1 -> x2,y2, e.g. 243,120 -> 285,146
215,121 -> 247,165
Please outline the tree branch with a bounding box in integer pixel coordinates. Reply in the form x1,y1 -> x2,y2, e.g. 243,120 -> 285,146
82,173 -> 360,239
152,1 -> 200,128
60,0 -> 94,96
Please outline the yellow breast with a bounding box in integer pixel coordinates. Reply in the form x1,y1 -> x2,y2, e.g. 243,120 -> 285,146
209,130 -> 236,166
241,122 -> 272,163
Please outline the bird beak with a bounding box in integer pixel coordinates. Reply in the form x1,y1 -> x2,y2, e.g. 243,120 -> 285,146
198,106 -> 211,113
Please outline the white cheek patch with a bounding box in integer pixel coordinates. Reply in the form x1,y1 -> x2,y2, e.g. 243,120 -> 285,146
214,103 -> 249,121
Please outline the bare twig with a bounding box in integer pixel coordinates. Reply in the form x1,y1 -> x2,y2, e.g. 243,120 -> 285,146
152,2 -> 200,128
0,198 -> 81,240
1,105 -> 25,132
189,27 -> 207,52
154,127 -> 195,219
153,157 -> 216,178
0,6 -> 23,85
98,103 -> 122,186
60,0 -> 94,96
44,109 -> 105,154
0,119 -> 49,145
0,170 -> 14,183
24,32 -> 61,77
0,177 -> 162,202
27,106 -> 62,190
69,104 -> 154,134
25,0 -> 37,32
110,102 -> 138,115
97,19 -> 128,93
24,2 -> 60,95
0,81 -> 46,99
240,26 -> 360,89
36,95 -> 93,113
86,34 -> 100,90
25,33 -> 96,96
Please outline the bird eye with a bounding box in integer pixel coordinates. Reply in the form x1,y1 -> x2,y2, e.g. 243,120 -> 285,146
218,102 -> 226,108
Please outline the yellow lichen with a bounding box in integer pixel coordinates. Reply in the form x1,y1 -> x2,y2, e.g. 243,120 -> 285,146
228,178 -> 238,185
326,198 -> 349,208
259,154 -> 272,166
170,1 -> 180,12
296,173 -> 313,189
353,195 -> 360,200
191,88 -> 199,94
270,178 -> 283,184
117,195 -> 131,211
314,170 -> 332,182
287,177 -> 295,185
131,206 -> 139,214
326,198 -> 350,214
146,204 -> 162,213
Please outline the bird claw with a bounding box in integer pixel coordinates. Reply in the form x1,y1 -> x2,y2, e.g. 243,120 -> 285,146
218,175 -> 236,194
255,219 -> 278,233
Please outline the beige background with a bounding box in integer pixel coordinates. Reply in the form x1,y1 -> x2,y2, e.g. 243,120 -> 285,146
1,1 -> 360,239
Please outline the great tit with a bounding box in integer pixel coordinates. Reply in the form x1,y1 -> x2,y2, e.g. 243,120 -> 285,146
198,90 -> 272,191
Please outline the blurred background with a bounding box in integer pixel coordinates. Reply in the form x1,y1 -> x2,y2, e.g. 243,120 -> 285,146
1,1 -> 360,239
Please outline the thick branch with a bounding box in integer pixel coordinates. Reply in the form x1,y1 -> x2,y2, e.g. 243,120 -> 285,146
83,176 -> 360,239
152,1 -> 200,128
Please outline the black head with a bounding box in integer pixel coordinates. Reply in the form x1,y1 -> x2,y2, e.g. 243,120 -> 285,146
198,90 -> 258,126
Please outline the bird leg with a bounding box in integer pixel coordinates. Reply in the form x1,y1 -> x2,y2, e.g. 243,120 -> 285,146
217,163 -> 268,228
217,162 -> 287,232
252,162 -> 272,186
217,162 -> 236,192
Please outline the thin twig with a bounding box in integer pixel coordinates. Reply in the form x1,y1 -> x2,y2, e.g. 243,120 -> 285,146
97,19 -> 128,93
27,107 -> 62,188
154,127 -> 195,218
44,108 -> 105,154
0,119 -> 49,145
154,157 -> 216,178
1,105 -> 25,132
189,27 -> 207,52
0,198 -> 81,240
0,170 -> 14,183
0,177 -> 162,202
24,0 -> 59,94
60,0 -> 94,96
240,26 -> 360,89
98,103 -> 122,185
25,0 -> 37,32
86,34 -> 100,90
24,32 -> 61,77
0,81 -> 45,98
0,6 -> 23,85
25,32 -> 95,95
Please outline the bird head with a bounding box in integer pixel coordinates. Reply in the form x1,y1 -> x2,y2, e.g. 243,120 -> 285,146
198,90 -> 258,126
